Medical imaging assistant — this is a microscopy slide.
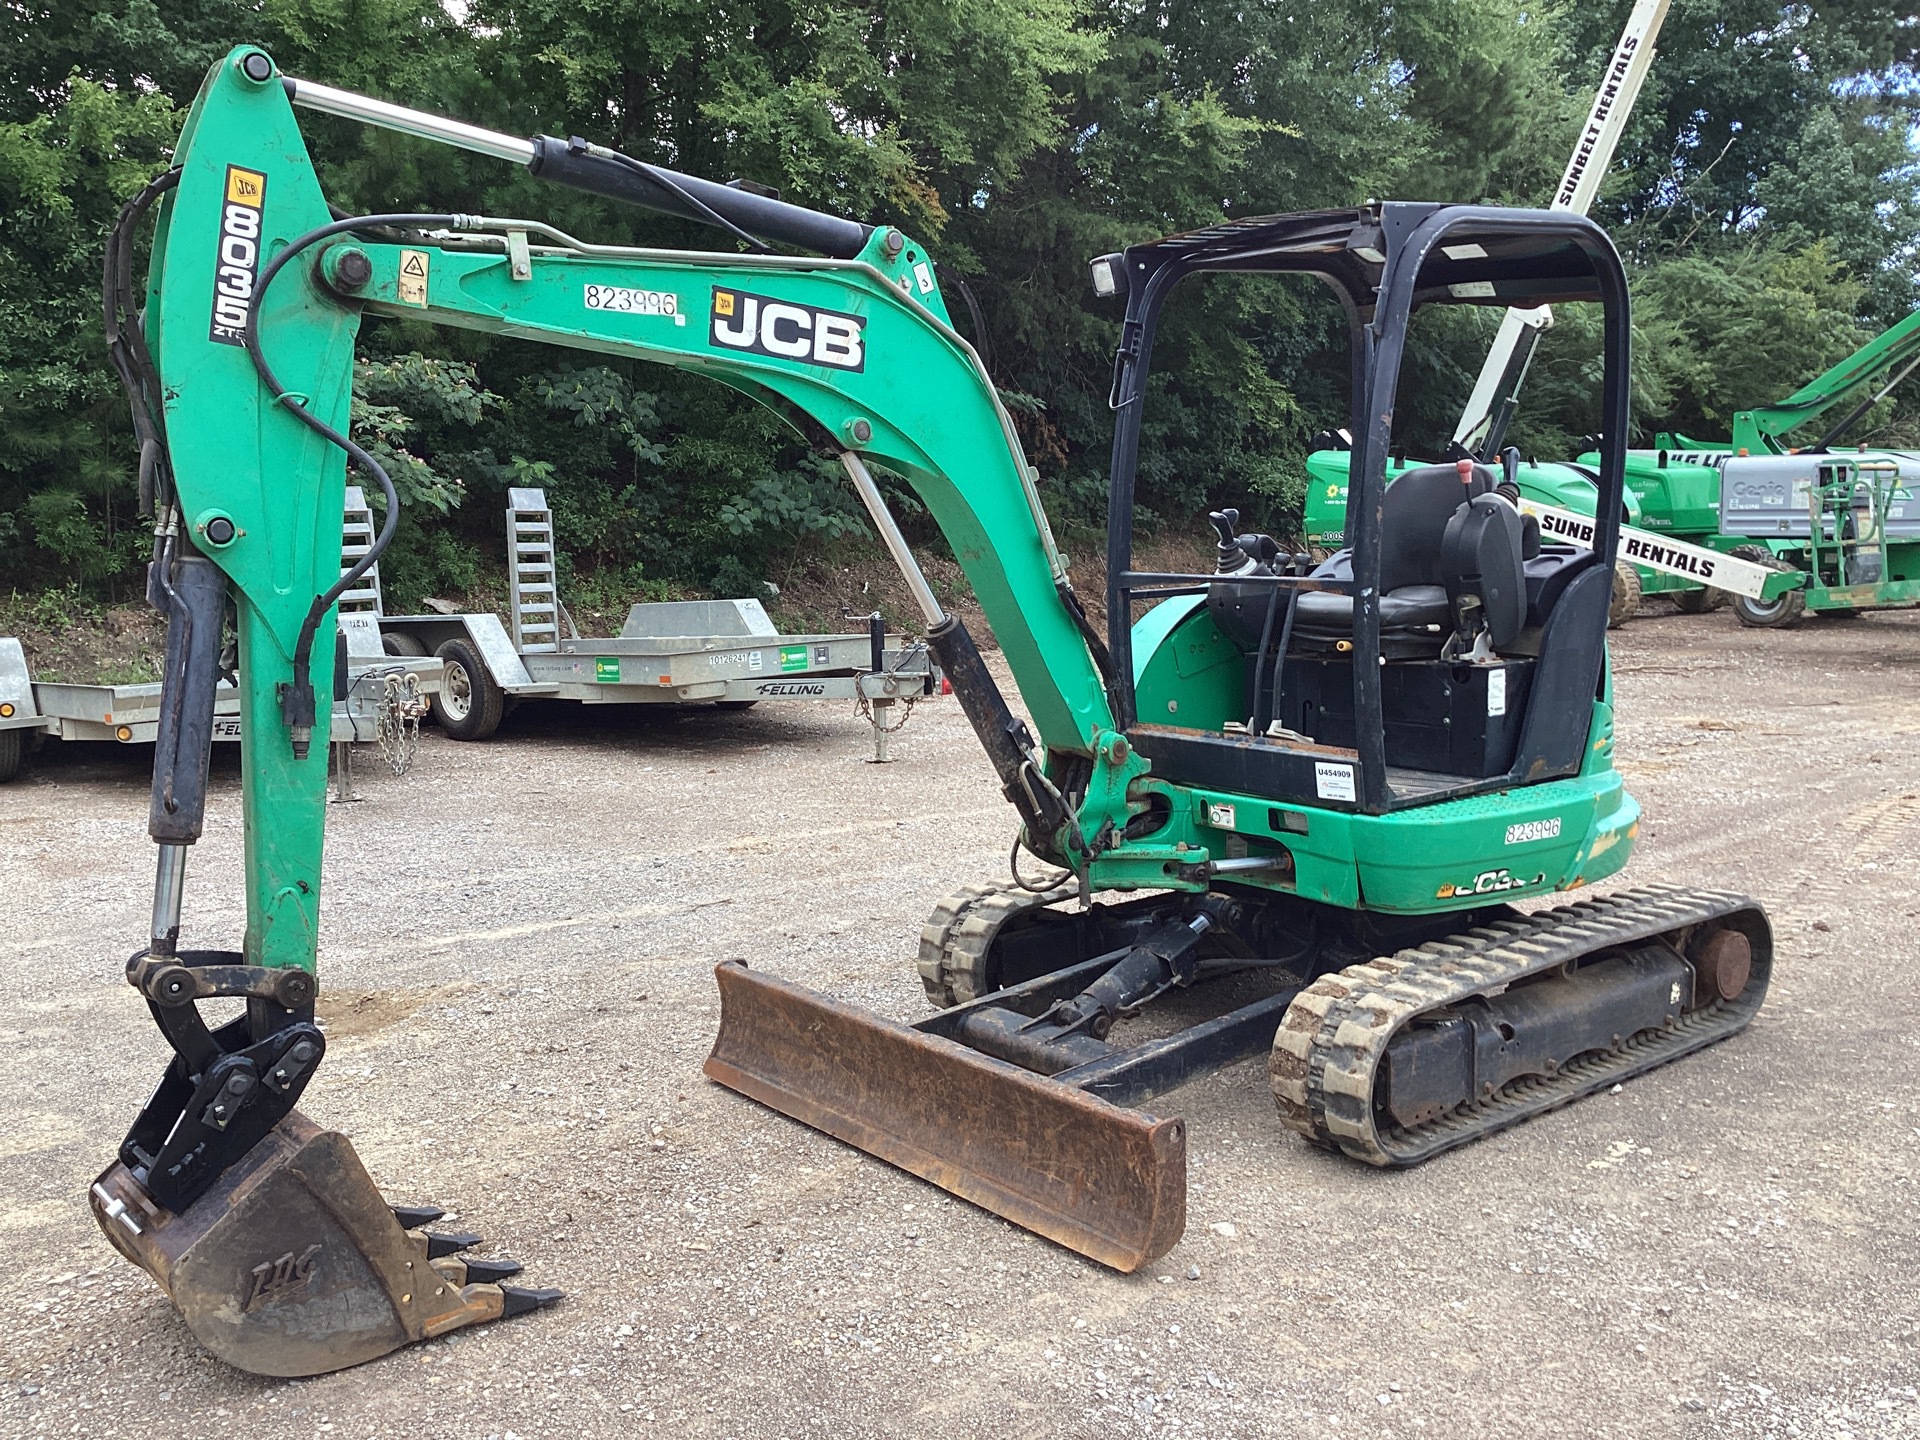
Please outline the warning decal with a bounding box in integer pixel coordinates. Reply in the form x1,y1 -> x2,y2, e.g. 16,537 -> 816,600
398,249 -> 430,307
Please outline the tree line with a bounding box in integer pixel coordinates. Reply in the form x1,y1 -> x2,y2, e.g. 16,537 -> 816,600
2,0 -> 1915,610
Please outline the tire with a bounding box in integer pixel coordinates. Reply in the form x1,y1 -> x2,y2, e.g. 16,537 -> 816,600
1671,586 -> 1717,614
382,630 -> 428,657
1728,545 -> 1805,629
1607,560 -> 1642,628
0,728 -> 21,783
432,637 -> 505,740
714,700 -> 758,712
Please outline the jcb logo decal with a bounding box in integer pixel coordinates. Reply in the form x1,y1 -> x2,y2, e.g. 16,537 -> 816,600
209,165 -> 268,346
710,287 -> 864,371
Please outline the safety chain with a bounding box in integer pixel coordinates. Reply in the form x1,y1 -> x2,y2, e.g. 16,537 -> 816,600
376,671 -> 427,775
852,638 -> 932,735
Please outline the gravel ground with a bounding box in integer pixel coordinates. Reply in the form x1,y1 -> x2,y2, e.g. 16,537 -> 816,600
4,603 -> 1919,1440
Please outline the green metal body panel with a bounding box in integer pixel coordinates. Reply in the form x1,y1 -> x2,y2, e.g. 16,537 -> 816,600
1118,595 -> 1638,913
150,48 -> 1647,984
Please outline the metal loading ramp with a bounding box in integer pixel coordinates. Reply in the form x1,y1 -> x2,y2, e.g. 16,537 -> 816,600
375,487 -> 944,755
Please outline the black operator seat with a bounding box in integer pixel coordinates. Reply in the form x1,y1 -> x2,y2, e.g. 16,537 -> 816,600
1295,461 -> 1499,656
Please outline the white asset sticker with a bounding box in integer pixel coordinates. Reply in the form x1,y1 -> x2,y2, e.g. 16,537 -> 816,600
1314,761 -> 1357,802
1206,802 -> 1236,829
585,284 -> 686,325
1504,816 -> 1563,845
1488,667 -> 1507,717
913,261 -> 935,295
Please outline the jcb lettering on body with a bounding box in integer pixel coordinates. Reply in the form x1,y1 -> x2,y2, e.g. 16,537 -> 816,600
209,165 -> 268,345
710,288 -> 865,371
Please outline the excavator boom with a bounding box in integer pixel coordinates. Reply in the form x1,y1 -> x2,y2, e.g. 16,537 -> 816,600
98,45 -> 1121,1375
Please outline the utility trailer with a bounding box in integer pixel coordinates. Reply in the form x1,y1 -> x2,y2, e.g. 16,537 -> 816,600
2,617 -> 440,777
373,487 -> 943,757
0,493 -> 443,785
0,637 -> 44,782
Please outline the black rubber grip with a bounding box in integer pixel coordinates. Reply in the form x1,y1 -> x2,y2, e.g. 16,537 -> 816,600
526,137 -> 873,259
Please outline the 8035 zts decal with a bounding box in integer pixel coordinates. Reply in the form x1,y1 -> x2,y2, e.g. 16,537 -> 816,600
711,288 -> 864,371
209,165 -> 267,345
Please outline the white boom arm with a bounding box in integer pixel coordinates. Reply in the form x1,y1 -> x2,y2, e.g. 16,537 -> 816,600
1453,0 -> 1671,454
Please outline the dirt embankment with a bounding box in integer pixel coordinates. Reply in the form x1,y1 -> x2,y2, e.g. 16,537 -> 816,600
0,594 -> 165,685
3,526 -> 1219,683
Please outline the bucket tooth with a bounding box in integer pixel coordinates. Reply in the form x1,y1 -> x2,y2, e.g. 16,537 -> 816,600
501,1285 -> 565,1317
390,1204 -> 446,1229
459,1255 -> 524,1284
704,960 -> 1186,1272
89,1110 -> 555,1377
423,1229 -> 482,1258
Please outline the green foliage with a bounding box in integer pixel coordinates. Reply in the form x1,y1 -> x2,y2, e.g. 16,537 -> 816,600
0,74 -> 181,595
0,0 -> 1914,615
351,354 -> 496,513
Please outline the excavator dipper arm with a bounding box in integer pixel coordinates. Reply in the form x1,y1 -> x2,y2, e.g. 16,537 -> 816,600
94,45 -> 1120,1373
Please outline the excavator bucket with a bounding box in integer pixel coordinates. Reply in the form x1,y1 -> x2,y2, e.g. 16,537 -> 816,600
704,961 -> 1187,1272
89,1111 -> 558,1377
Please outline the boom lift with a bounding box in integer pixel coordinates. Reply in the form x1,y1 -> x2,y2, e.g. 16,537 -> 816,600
1577,309 -> 1920,625
1301,0 -> 1727,620
96,47 -> 1772,1377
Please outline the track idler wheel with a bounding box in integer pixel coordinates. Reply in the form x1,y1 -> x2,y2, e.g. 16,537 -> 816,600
1689,926 -> 1751,1004
90,1111 -> 559,1377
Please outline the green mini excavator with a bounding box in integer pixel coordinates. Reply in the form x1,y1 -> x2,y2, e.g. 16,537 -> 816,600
96,46 -> 1771,1378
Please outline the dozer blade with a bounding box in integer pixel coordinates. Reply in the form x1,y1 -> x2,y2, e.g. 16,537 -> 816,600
89,1110 -> 558,1377
704,960 -> 1186,1272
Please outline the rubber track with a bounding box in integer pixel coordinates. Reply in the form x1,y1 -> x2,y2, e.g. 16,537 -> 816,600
1269,884 -> 1771,1167
917,880 -> 1077,1007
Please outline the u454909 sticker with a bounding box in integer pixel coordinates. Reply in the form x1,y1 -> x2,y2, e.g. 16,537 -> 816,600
208,165 -> 267,345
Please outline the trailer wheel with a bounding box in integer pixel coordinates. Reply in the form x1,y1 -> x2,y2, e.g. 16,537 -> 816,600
382,631 -> 428,657
0,728 -> 21,783
1607,560 -> 1642,628
1728,545 -> 1805,629
714,700 -> 758,712
432,637 -> 505,740
1671,585 -> 1723,614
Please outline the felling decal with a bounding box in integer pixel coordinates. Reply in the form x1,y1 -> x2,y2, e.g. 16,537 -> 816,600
208,165 -> 267,345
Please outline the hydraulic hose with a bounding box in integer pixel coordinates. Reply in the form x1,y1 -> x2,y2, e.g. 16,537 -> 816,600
243,212 -> 461,756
